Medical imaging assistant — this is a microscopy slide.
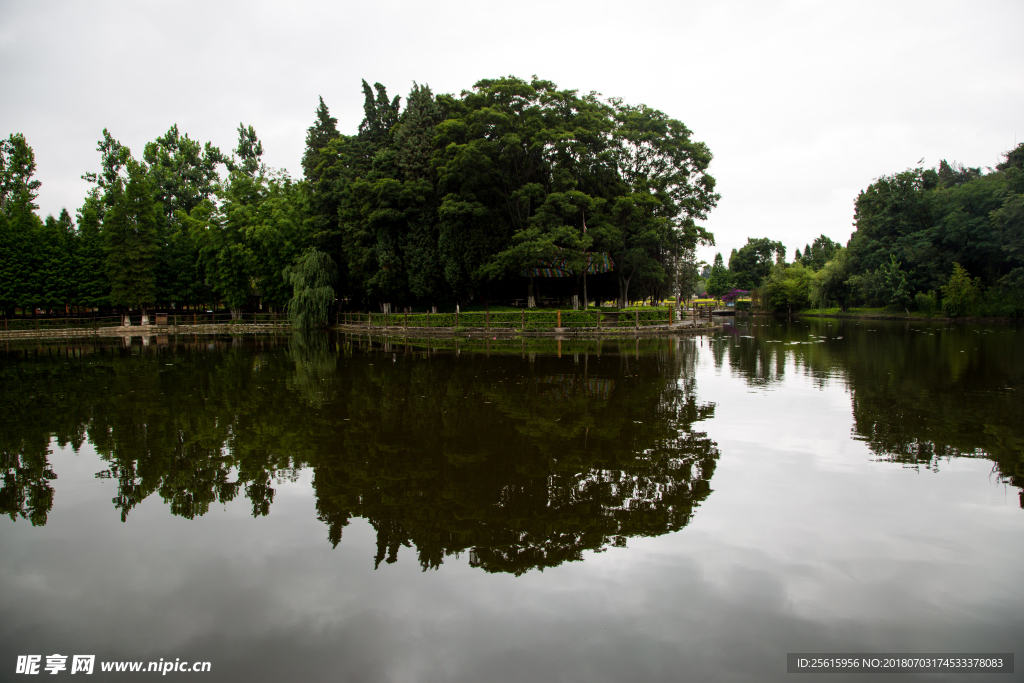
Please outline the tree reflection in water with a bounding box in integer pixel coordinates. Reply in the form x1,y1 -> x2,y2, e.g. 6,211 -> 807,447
0,334 -> 719,575
717,318 -> 1024,505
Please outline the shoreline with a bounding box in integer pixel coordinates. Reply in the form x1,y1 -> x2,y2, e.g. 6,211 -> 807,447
0,323 -> 290,341
791,310 -> 1020,323
0,321 -> 721,342
330,322 -> 720,338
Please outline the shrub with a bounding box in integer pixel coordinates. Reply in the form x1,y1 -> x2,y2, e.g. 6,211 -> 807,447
998,268 -> 1024,318
940,263 -> 981,317
760,262 -> 812,314
913,291 -> 936,314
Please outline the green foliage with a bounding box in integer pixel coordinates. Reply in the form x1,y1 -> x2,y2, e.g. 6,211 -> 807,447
75,189 -> 109,307
38,210 -> 75,309
728,237 -> 784,289
0,133 -> 44,313
143,124 -> 225,223
673,247 -> 702,302
0,133 -> 41,211
847,146 -> 1022,301
761,262 -> 812,313
103,160 -> 160,309
301,96 -> 339,184
7,76 -> 720,320
705,252 -> 733,298
799,234 -> 841,271
913,291 -> 937,314
941,262 -> 981,317
315,76 -> 717,310
232,123 -> 265,178
993,268 -> 1024,317
287,248 -> 337,330
810,248 -> 852,310
880,254 -> 911,309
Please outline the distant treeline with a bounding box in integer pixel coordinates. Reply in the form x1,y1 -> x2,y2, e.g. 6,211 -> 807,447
703,145 -> 1024,316
0,76 -> 719,319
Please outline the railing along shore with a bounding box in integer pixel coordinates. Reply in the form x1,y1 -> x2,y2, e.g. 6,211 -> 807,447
335,308 -> 717,335
0,312 -> 289,340
1,307 -> 725,341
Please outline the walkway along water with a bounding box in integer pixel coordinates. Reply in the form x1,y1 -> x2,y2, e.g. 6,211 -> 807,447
1,309 -> 721,341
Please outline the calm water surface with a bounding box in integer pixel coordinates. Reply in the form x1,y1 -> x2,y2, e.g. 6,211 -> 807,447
2,318 -> 1022,681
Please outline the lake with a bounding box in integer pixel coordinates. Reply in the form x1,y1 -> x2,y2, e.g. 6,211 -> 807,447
1,318 -> 1021,681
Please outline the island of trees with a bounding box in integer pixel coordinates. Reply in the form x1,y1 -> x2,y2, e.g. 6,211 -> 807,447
4,75 -> 1020,322
0,76 -> 720,323
704,145 -> 1024,317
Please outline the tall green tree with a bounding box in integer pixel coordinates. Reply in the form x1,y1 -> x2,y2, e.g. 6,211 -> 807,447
143,124 -> 226,307
38,209 -> 75,311
75,189 -> 110,308
302,96 -> 340,183
301,97 -> 343,295
940,262 -> 981,317
799,234 -> 840,270
728,237 -> 785,289
394,83 -> 447,306
705,253 -> 734,298
249,174 -> 308,312
809,248 -> 852,310
103,160 -> 161,318
606,101 -> 717,307
761,262 -> 812,314
199,124 -> 266,317
0,133 -> 44,316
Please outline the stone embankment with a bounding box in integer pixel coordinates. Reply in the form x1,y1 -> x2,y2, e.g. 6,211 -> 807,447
330,321 -> 720,338
0,323 -> 290,341
1,320 -> 721,342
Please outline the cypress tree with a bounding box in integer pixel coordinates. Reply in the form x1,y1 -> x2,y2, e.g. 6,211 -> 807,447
38,212 -> 74,311
76,189 -> 110,310
0,134 -> 44,316
301,96 -> 339,184
103,162 -> 160,320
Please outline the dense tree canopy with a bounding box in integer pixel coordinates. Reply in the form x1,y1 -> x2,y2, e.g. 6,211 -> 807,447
834,146 -> 1024,314
9,76 -> 1019,320
727,237 -> 784,290
718,145 -> 1024,316
2,76 -> 720,322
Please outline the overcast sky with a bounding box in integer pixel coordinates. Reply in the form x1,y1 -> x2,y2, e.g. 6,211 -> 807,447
1,0 -> 1021,264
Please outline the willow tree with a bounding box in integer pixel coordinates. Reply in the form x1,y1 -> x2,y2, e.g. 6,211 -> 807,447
287,248 -> 336,329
